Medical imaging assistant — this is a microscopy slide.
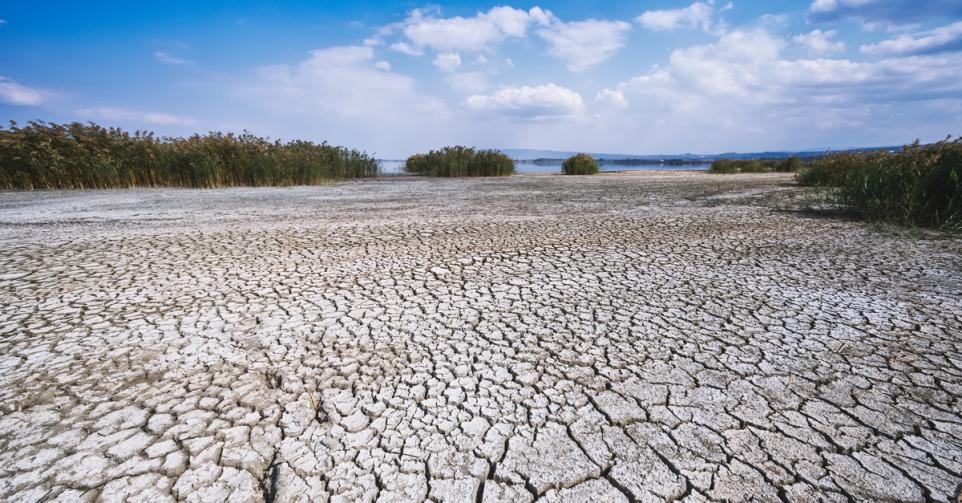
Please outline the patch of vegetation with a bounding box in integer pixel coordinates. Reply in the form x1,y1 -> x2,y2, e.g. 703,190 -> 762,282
795,151 -> 876,187
708,157 -> 803,174
796,138 -> 962,230
0,120 -> 380,190
404,146 -> 514,177
561,153 -> 599,175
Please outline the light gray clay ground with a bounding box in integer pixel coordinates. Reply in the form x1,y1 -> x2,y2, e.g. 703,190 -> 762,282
0,172 -> 961,502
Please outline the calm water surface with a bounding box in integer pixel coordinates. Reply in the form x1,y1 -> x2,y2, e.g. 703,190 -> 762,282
379,160 -> 707,175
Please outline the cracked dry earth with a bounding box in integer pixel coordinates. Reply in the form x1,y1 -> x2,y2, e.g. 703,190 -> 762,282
1,172 -> 961,503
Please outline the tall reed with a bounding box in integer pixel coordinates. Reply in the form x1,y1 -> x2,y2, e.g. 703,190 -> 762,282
796,138 -> 962,230
0,121 -> 380,189
405,146 -> 514,177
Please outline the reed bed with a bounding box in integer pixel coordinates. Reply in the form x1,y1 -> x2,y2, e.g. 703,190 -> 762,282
709,157 -> 802,174
561,153 -> 599,175
0,121 -> 380,189
405,146 -> 514,177
796,138 -> 962,230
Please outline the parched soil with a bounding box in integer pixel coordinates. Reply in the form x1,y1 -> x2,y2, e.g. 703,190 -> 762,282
0,172 -> 960,502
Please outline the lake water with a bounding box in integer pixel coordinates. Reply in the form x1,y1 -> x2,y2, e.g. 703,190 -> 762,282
379,160 -> 708,175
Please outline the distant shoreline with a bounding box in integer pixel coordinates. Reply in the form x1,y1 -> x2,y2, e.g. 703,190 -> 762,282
517,158 -> 714,166
377,158 -> 709,175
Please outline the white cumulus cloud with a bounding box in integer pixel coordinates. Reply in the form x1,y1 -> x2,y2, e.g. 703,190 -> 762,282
400,6 -> 546,53
636,1 -> 729,33
601,27 -> 962,151
244,46 -> 446,120
464,83 -> 584,118
233,44 -> 454,156
433,52 -> 462,73
793,30 -> 845,53
537,19 -> 632,72
595,89 -> 628,108
389,41 -> 422,56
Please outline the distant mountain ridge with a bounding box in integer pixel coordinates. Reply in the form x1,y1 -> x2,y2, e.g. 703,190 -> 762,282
499,146 -> 899,162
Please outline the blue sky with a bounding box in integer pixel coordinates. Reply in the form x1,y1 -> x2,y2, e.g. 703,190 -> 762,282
2,1 -> 962,157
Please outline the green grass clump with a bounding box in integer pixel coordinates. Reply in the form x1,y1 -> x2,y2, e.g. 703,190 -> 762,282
796,139 -> 962,229
709,157 -> 802,174
561,153 -> 599,175
404,146 -> 514,177
0,120 -> 380,189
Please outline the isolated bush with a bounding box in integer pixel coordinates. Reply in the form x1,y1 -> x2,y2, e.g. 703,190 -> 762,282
561,153 -> 599,175
0,120 -> 380,189
796,138 -> 962,229
404,146 -> 514,176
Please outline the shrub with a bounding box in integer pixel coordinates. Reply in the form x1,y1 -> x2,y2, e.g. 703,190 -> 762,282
796,139 -> 962,229
0,120 -> 380,189
404,146 -> 514,177
561,153 -> 599,175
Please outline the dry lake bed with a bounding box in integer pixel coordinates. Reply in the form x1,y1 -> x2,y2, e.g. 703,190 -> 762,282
0,172 -> 960,502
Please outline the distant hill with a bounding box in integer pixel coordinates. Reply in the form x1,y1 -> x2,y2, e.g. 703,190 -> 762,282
499,146 -> 899,162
